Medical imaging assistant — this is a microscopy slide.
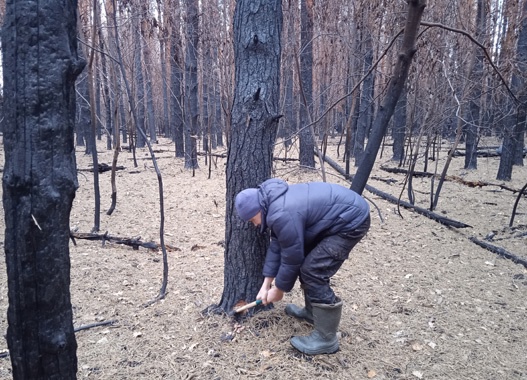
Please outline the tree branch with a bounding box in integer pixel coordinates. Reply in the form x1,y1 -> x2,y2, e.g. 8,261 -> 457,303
420,21 -> 519,105
469,237 -> 527,268
74,320 -> 118,333
70,231 -> 180,252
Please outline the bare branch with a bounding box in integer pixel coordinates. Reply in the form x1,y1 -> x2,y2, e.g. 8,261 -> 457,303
421,21 -> 519,105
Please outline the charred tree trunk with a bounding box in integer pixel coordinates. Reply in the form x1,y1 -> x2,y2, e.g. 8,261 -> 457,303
497,0 -> 527,180
2,0 -> 85,377
214,0 -> 283,314
203,65 -> 211,154
117,68 -> 128,145
298,0 -> 315,168
464,0 -> 486,170
168,0 -> 185,157
355,26 -> 374,166
133,5 -> 146,149
351,0 -> 427,195
392,86 -> 408,163
212,80 -> 221,149
184,0 -> 200,170
95,61 -> 103,141
141,3 -> 157,144
84,0 -> 101,232
97,10 -> 113,151
282,6 -> 296,149
76,63 -> 91,151
157,1 -> 171,138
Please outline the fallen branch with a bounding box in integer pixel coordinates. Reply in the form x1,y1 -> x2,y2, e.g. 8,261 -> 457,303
364,184 -> 472,228
510,181 -> 527,227
78,162 -> 126,173
380,166 -> 522,193
380,166 -> 433,178
74,319 -> 118,333
197,151 -> 299,162
370,176 -> 398,185
449,150 -> 502,158
273,156 -> 299,162
322,155 -> 471,228
469,237 -> 527,268
197,151 -> 227,159
450,149 -> 526,158
70,231 -> 180,251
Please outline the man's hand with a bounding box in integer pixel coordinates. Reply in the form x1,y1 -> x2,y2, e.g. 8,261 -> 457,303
257,276 -> 276,305
257,287 -> 269,304
266,287 -> 284,304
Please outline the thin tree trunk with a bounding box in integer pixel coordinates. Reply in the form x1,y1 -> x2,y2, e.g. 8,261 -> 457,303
497,0 -> 527,179
168,0 -> 185,157
141,3 -> 157,143
95,60 -> 103,141
107,46 -> 121,218
157,0 -> 171,137
76,65 -> 92,152
86,0 -> 101,232
215,80 -> 224,147
298,0 -> 315,168
392,86 -> 408,163
355,27 -> 374,166
133,4 -> 146,149
464,0 -> 485,170
97,8 -> 113,151
351,0 -> 427,195
184,0 -> 200,170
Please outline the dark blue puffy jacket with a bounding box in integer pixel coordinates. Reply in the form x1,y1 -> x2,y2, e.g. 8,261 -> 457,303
256,178 -> 370,292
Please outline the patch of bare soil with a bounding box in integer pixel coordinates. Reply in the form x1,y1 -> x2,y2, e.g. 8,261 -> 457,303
1,137 -> 526,380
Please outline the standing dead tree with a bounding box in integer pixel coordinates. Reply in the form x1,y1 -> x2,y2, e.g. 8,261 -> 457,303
110,0 -> 169,306
351,0 -> 427,195
497,0 -> 527,180
80,0 -> 102,232
209,0 -> 283,315
509,181 -> 527,228
2,0 -> 85,377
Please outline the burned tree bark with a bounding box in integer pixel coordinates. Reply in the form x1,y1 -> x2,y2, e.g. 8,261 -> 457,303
497,0 -> 527,180
392,87 -> 408,163
298,0 -> 315,168
184,0 -> 200,170
132,3 -> 147,149
212,0 -> 283,314
167,0 -> 185,157
463,0 -> 485,170
2,1 -> 85,378
351,0 -> 426,195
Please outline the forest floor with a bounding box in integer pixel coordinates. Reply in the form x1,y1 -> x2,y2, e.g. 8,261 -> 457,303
0,136 -> 526,380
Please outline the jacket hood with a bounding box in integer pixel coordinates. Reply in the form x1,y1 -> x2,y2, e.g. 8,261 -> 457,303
257,178 -> 288,232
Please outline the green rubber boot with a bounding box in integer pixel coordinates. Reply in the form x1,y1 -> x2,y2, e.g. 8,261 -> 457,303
290,298 -> 342,355
285,292 -> 313,324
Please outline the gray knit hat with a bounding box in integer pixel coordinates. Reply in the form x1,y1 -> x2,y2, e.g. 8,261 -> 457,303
235,188 -> 260,221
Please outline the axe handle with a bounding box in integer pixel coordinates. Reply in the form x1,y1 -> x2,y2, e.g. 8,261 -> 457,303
234,299 -> 262,313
